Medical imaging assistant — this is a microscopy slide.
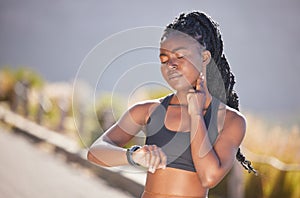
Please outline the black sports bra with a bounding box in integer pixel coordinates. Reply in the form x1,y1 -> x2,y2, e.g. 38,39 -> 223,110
145,94 -> 219,172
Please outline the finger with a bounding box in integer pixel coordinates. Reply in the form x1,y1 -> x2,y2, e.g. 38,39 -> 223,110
188,88 -> 195,94
148,145 -> 158,173
145,151 -> 150,167
143,145 -> 150,167
187,89 -> 195,103
195,76 -> 201,91
152,149 -> 161,172
158,148 -> 167,169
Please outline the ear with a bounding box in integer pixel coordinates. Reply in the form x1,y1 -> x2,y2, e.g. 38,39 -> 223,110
202,50 -> 211,67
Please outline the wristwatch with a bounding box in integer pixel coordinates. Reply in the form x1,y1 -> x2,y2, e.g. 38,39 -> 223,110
126,145 -> 141,167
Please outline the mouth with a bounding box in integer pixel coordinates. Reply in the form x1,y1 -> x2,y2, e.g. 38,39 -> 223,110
168,72 -> 183,80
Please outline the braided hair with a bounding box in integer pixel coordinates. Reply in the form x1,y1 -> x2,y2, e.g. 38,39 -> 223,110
164,11 -> 256,174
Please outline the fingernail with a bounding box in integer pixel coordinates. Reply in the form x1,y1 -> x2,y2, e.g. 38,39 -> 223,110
149,167 -> 155,173
151,167 -> 156,173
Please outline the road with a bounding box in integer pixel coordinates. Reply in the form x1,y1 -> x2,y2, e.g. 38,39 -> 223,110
0,126 -> 133,198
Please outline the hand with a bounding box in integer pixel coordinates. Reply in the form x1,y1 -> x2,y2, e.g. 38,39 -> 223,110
132,144 -> 167,173
187,73 -> 206,115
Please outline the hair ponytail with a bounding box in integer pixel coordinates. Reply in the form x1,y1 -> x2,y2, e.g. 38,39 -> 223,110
166,11 -> 257,174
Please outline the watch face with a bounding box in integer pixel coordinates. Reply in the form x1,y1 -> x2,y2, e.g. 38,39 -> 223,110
131,145 -> 141,152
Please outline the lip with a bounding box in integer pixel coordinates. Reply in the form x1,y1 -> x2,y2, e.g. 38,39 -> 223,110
168,72 -> 183,80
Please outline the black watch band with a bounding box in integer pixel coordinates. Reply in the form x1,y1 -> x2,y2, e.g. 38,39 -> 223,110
126,145 -> 141,167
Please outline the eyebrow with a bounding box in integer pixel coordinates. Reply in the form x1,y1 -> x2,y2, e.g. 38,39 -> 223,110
171,46 -> 188,53
159,46 -> 188,57
159,53 -> 167,57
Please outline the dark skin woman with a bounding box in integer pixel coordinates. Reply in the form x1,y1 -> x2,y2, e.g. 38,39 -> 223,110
88,11 -> 255,198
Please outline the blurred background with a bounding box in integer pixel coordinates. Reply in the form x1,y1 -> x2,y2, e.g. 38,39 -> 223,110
0,0 -> 299,198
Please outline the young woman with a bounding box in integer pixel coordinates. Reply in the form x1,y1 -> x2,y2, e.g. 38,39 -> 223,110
88,11 -> 255,198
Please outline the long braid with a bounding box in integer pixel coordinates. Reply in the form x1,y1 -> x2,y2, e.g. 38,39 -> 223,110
165,11 -> 256,174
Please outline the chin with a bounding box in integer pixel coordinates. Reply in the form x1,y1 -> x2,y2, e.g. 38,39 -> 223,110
170,84 -> 191,92
166,79 -> 193,92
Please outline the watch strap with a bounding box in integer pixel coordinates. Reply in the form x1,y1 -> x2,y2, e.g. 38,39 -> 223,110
126,145 -> 141,167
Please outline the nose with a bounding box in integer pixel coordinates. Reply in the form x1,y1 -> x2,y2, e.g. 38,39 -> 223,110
166,57 -> 178,69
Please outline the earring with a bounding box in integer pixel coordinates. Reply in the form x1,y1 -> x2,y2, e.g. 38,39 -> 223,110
200,72 -> 205,81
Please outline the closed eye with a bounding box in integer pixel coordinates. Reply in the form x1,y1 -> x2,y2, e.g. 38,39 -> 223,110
175,52 -> 185,59
159,54 -> 169,64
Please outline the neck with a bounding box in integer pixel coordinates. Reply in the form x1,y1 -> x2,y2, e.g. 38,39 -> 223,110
172,89 -> 213,109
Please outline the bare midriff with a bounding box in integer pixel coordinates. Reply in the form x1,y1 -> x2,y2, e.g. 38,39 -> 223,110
141,167 -> 208,198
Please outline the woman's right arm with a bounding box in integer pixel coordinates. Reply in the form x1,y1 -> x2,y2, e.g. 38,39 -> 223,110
87,102 -> 167,172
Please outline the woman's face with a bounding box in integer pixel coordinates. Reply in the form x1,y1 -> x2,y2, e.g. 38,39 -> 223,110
159,32 -> 203,92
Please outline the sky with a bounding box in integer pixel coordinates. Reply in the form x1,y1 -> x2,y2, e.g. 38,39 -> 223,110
0,0 -> 299,125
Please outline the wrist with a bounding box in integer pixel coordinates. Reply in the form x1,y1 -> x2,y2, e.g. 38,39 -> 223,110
190,114 -> 205,125
126,145 -> 141,167
188,107 -> 206,116
190,113 -> 203,118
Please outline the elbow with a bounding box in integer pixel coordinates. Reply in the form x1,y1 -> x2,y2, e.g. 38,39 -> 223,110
200,174 -> 220,189
201,179 -> 218,189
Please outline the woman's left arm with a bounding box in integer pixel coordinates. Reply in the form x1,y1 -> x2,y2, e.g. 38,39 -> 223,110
190,109 -> 246,188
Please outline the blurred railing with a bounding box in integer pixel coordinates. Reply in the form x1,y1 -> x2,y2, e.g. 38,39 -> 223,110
0,105 -> 145,197
242,146 -> 300,172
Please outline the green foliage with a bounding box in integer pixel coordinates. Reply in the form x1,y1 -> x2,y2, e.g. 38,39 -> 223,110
209,171 -> 230,198
42,98 -> 61,129
0,66 -> 44,101
145,87 -> 172,100
14,67 -> 44,88
243,163 -> 300,198
241,114 -> 300,198
244,169 -> 264,198
80,93 -> 126,147
0,67 -> 16,100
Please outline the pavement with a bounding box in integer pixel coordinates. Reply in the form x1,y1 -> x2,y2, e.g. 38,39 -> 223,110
0,127 -> 134,198
0,105 -> 147,198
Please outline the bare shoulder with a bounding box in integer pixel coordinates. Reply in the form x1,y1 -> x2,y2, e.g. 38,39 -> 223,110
126,97 -> 164,125
129,97 -> 162,113
221,106 -> 247,144
225,106 -> 246,127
